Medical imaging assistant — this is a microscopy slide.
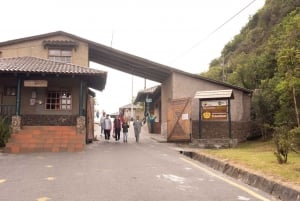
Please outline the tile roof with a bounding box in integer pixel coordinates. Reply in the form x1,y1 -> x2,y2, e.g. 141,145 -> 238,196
0,56 -> 105,75
0,56 -> 107,91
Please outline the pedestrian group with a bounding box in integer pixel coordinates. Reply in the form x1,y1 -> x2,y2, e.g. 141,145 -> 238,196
100,113 -> 143,143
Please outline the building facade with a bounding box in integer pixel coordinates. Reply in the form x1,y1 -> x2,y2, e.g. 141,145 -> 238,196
0,32 -> 107,153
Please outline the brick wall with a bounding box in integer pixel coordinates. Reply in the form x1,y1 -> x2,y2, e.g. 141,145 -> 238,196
5,126 -> 85,153
22,115 -> 77,126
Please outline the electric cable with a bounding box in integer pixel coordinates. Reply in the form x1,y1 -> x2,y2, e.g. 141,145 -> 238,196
170,0 -> 257,63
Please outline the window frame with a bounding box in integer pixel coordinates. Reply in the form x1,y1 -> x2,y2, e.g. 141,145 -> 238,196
48,48 -> 72,63
45,88 -> 72,111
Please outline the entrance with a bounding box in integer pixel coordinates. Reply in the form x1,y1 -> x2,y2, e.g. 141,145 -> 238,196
167,98 -> 191,142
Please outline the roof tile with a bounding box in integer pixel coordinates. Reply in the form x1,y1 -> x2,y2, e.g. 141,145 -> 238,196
0,56 -> 106,75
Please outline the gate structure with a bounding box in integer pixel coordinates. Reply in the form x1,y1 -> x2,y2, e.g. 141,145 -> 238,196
167,98 -> 191,142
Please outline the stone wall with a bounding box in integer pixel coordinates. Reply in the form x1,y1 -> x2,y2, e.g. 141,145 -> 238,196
192,120 -> 251,142
22,114 -> 77,126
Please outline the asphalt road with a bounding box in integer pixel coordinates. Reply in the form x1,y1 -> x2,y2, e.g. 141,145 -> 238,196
0,123 -> 279,201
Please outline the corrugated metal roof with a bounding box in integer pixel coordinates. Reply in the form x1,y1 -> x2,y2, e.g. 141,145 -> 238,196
194,90 -> 234,99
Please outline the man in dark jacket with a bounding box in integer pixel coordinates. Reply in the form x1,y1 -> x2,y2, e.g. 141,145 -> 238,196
113,115 -> 122,141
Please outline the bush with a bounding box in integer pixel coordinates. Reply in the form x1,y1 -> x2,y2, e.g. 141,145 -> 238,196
0,116 -> 11,147
289,126 -> 300,152
273,126 -> 294,164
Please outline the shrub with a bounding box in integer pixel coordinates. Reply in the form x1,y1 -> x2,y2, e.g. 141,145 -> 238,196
289,126 -> 300,152
0,116 -> 11,147
273,126 -> 294,164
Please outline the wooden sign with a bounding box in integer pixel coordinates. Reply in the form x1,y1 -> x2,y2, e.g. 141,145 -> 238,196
24,80 -> 48,87
201,100 -> 228,120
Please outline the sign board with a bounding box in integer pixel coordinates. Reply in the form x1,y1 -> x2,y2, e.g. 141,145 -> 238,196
146,98 -> 152,103
24,80 -> 48,87
182,113 -> 189,120
201,100 -> 228,120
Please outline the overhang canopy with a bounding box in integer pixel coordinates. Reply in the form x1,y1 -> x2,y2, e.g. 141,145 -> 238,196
88,44 -> 173,83
194,89 -> 234,100
0,31 -> 252,94
134,85 -> 161,104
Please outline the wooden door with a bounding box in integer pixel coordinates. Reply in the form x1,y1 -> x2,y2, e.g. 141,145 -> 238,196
167,98 -> 191,142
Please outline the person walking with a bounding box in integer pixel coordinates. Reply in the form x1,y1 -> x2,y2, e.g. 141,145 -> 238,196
133,115 -> 143,143
113,115 -> 121,141
103,114 -> 112,141
100,112 -> 106,137
122,119 -> 129,143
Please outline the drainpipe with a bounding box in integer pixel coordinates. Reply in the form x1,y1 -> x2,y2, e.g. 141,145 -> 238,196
16,76 -> 21,116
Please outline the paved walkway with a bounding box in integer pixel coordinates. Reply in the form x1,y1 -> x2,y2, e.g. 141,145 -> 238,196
93,121 -> 166,144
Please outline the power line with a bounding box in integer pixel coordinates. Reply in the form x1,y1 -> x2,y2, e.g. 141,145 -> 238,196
170,0 -> 257,63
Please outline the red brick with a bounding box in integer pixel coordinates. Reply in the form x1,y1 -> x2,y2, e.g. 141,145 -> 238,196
10,145 -> 20,154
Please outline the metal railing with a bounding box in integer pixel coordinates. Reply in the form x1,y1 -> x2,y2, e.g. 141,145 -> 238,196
0,105 -> 16,117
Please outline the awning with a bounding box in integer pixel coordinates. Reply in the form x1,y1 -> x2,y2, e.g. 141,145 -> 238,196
134,85 -> 161,104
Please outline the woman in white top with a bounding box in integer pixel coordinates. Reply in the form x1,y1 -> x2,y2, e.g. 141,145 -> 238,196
104,114 -> 112,140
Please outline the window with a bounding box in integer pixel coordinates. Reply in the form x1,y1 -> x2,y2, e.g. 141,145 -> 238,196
48,49 -> 72,63
4,87 -> 16,96
46,89 -> 72,110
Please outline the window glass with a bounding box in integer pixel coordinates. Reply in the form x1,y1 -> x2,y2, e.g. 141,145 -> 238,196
61,50 -> 72,56
49,49 -> 61,56
48,49 -> 72,63
4,87 -> 16,96
46,89 -> 72,110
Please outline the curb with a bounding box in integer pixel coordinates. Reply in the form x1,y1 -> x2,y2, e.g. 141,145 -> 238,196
180,151 -> 300,201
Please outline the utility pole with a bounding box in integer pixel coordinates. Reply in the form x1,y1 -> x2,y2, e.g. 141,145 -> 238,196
222,56 -> 225,82
131,74 -> 134,120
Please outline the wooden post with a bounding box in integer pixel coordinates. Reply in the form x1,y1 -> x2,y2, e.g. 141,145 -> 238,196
16,76 -> 21,116
198,99 -> 202,139
228,99 -> 232,139
79,80 -> 83,116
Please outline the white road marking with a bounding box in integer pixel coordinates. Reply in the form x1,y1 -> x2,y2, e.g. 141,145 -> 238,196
238,195 -> 251,200
157,174 -> 185,184
180,157 -> 270,201
0,179 -> 6,184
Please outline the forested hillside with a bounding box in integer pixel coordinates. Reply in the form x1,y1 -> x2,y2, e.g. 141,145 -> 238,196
201,0 -> 300,128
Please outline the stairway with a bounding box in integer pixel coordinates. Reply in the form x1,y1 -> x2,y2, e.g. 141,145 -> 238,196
5,126 -> 85,153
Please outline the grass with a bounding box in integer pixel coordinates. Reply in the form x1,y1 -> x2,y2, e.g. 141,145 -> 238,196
199,140 -> 300,186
